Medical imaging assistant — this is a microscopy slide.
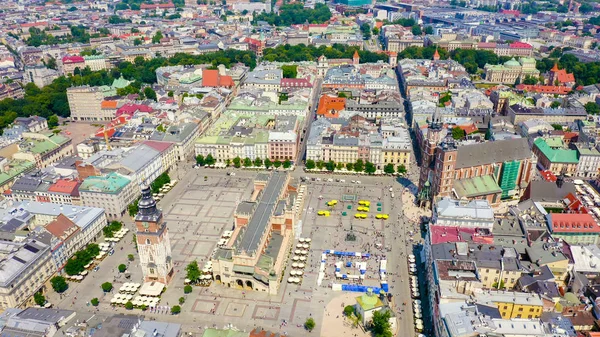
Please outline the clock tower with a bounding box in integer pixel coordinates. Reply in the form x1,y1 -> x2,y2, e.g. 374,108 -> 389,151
135,185 -> 174,284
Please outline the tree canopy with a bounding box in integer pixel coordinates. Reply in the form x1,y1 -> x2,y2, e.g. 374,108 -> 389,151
253,3 -> 331,26
262,44 -> 388,63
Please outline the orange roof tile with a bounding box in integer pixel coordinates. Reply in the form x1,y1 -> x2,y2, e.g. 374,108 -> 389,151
316,95 -> 346,118
101,100 -> 118,109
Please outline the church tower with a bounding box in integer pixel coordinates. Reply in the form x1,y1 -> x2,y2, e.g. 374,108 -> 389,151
353,50 -> 360,65
418,109 -> 445,193
135,186 -> 174,284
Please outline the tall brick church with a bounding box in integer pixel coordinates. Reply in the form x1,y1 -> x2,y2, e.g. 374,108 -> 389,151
135,186 -> 174,284
418,111 -> 533,207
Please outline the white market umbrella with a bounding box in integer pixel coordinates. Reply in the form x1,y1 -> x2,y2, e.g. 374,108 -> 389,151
296,270 -> 304,276
296,244 -> 303,248
287,277 -> 294,283
298,263 -> 305,268
299,238 -> 305,243
290,270 -> 297,276
295,250 -> 301,255
299,256 -> 306,261
292,263 -> 298,268
292,256 -> 300,261
302,244 -> 309,249
305,238 -> 311,243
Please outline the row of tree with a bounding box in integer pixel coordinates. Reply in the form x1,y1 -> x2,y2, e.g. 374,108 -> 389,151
305,159 -> 407,175
262,43 -> 388,63
64,243 -> 100,276
103,221 -> 123,238
26,26 -> 110,47
195,154 -> 293,169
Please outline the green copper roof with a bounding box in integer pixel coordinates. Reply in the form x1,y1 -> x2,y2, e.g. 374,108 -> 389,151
0,160 -> 34,186
79,172 -> 132,193
453,175 -> 502,198
534,138 -> 579,164
111,77 -> 131,89
356,293 -> 384,311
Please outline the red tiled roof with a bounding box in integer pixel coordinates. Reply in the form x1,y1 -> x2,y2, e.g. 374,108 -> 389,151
317,95 -> 345,118
549,213 -> 600,233
101,100 -> 118,109
62,55 -> 85,63
509,41 -> 532,49
45,214 -> 78,239
116,103 -> 153,115
478,42 -> 497,48
201,69 -> 234,88
140,2 -> 174,9
48,179 -> 79,195
501,9 -> 520,15
458,123 -> 478,135
540,170 -> 557,182
515,84 -> 572,95
142,140 -> 174,153
429,226 -> 493,245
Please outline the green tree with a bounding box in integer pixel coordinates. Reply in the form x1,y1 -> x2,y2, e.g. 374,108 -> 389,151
424,26 -> 433,34
551,124 -> 563,130
336,162 -> 344,170
550,101 -> 561,109
522,75 -> 537,85
91,298 -> 99,306
326,160 -> 335,171
372,27 -> 379,35
281,65 -> 298,78
316,160 -> 325,169
134,38 -> 142,46
125,301 -> 133,310
304,317 -> 316,332
128,254 -> 134,261
411,25 -> 422,36
233,157 -> 241,168
264,158 -> 272,169
143,87 -> 157,101
171,305 -> 181,314
354,159 -> 364,172
274,160 -> 282,168
338,92 -> 348,98
305,159 -> 315,170
360,23 -> 371,40
384,163 -> 395,174
179,297 -> 185,304
34,292 -> 45,306
186,261 -> 201,283
118,264 -> 127,273
451,127 -> 466,140
283,159 -> 292,169
346,162 -> 354,171
184,285 -> 193,294
372,310 -> 393,337
196,155 -> 205,166
364,161 -> 376,174
205,154 -> 216,166
128,199 -> 139,217
344,305 -> 354,316
585,101 -> 600,115
103,220 -> 122,238
48,114 -> 59,128
254,157 -> 263,167
101,282 -> 113,292
51,276 -> 68,293
397,164 -> 407,175
243,157 -> 252,167
152,30 -> 164,44
46,57 -> 57,70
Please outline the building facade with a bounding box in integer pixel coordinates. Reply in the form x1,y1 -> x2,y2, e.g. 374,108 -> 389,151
135,186 -> 174,284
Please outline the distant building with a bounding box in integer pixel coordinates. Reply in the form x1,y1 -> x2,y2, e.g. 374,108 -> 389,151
547,213 -> 600,245
484,57 -> 540,84
61,55 -> 85,75
67,86 -> 110,121
13,132 -> 74,169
